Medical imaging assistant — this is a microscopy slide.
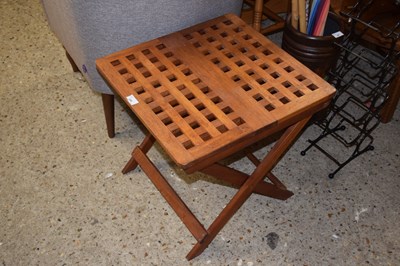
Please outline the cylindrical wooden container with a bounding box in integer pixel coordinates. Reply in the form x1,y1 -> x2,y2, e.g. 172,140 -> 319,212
282,12 -> 344,77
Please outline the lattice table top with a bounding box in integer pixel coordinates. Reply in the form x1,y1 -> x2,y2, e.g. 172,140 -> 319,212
97,14 -> 336,171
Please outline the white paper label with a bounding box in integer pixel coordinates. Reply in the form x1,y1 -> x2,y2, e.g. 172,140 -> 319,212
332,31 -> 344,38
126,95 -> 139,105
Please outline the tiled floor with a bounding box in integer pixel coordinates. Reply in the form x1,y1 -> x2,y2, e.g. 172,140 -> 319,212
1,1 -> 399,265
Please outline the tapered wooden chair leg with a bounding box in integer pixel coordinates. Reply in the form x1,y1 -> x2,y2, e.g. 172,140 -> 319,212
101,93 -> 115,138
65,49 -> 80,73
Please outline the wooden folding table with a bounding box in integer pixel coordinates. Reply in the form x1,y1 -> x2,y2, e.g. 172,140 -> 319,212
96,14 -> 335,260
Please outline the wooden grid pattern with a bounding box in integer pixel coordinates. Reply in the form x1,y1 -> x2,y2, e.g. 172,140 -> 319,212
181,19 -> 321,113
96,14 -> 335,169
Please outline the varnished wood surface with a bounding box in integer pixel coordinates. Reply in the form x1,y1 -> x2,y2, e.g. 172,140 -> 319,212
97,14 -> 336,170
97,14 -> 337,260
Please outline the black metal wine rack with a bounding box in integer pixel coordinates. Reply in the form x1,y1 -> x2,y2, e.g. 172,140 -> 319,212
301,0 -> 399,178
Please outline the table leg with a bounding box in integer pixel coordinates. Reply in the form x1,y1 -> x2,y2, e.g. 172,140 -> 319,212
122,117 -> 310,260
122,134 -> 155,174
132,146 -> 208,242
201,163 -> 293,200
186,115 -> 311,260
245,152 -> 287,190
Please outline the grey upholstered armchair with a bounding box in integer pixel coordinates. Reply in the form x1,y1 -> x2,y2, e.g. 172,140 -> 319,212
41,0 -> 244,137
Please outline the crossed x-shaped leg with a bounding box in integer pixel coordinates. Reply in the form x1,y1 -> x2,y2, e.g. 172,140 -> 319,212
122,116 -> 310,260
